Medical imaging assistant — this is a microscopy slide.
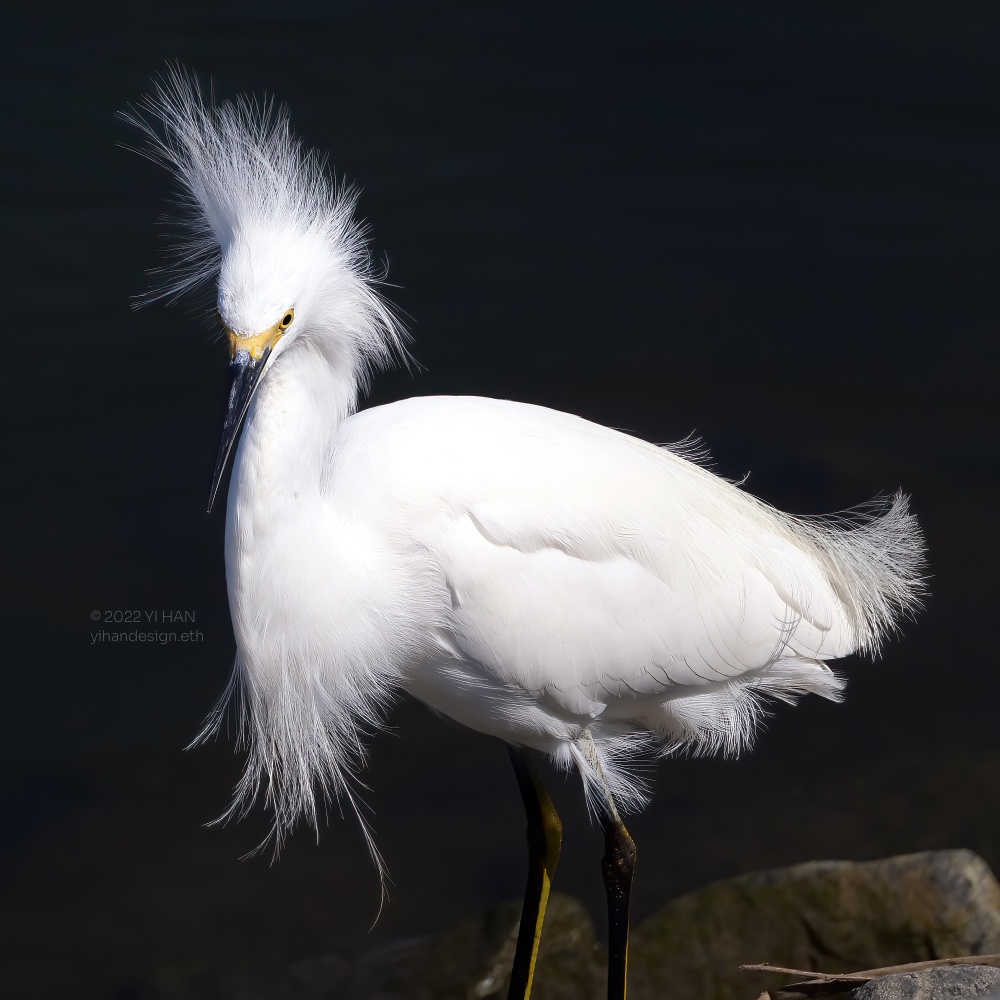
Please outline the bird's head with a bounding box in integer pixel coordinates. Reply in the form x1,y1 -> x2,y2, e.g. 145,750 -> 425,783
127,69 -> 406,510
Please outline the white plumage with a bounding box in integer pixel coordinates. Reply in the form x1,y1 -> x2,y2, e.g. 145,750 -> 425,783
131,72 -> 925,877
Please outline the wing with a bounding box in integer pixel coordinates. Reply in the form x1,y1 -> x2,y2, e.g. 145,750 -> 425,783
432,494 -> 852,719
338,396 -> 869,720
334,395 -> 920,776
344,396 -> 857,717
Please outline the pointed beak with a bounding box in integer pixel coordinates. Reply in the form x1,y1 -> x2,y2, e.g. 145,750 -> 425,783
207,322 -> 286,513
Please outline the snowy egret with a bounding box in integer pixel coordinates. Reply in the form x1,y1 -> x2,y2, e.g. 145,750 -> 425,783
131,73 -> 925,1000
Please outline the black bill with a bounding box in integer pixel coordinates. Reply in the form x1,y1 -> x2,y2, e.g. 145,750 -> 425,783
207,345 -> 272,513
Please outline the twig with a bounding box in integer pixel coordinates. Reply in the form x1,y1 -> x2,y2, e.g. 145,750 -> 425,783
741,964 -> 868,981
740,953 -> 1000,1000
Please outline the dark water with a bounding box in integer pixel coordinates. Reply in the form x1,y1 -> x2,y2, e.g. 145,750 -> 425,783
4,1 -> 1000,996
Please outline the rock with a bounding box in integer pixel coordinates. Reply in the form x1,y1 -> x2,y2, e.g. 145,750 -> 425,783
849,965 -> 1000,999
344,891 -> 603,1000
124,851 -> 1000,1000
627,849 -> 1000,1000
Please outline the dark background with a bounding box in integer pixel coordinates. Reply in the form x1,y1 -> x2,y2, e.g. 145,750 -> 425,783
4,1 -> 999,996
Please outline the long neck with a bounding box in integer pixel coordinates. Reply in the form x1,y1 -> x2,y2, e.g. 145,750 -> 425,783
228,338 -> 359,515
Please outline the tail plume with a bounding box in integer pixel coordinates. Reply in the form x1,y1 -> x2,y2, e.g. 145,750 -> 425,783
796,491 -> 927,656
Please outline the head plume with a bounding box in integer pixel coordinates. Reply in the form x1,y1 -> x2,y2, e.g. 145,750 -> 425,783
125,66 -> 406,375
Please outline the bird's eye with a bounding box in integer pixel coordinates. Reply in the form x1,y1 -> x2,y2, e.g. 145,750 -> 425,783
279,308 -> 295,330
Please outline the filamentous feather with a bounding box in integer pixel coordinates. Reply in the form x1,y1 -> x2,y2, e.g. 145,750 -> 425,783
124,68 -> 406,378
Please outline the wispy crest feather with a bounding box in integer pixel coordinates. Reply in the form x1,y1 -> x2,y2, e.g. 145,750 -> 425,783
124,67 -> 406,374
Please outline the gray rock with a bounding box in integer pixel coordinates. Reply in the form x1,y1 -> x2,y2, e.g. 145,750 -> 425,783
343,891 -> 604,1000
628,849 -> 1000,1000
850,965 -> 1000,999
125,850 -> 1000,1000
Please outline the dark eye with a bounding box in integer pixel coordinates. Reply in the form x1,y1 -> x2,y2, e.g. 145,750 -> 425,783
280,308 -> 295,330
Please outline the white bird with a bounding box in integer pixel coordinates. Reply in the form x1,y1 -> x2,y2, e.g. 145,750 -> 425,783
130,72 -> 925,1000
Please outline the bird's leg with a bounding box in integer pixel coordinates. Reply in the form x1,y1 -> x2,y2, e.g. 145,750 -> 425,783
506,746 -> 563,1000
600,808 -> 636,1000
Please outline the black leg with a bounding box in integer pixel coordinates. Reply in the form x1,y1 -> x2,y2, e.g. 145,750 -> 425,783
600,811 -> 636,1000
507,746 -> 563,1000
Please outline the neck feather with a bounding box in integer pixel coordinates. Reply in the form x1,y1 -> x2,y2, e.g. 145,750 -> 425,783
229,338 -> 359,511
